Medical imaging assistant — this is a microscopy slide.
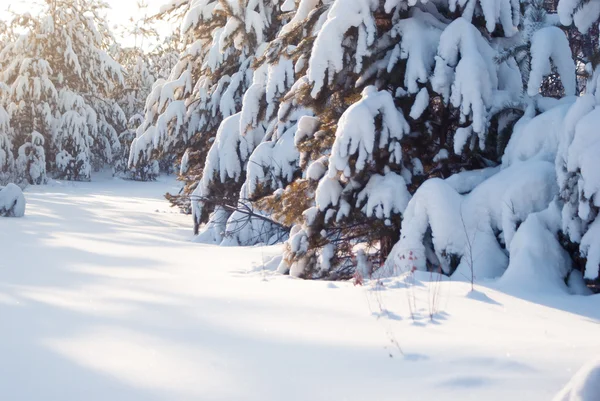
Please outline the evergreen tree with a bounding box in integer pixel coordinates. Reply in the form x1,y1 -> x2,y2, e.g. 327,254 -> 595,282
0,0 -> 126,182
260,0 -> 528,278
189,3 -> 298,243
113,1 -> 161,176
552,0 -> 600,283
16,131 -> 47,185
131,0 -> 288,225
129,0 -> 250,181
382,0 -> 579,282
0,100 -> 15,185
556,89 -> 600,281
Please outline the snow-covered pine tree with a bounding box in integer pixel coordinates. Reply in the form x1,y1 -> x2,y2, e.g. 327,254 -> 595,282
113,3 -> 161,176
149,32 -> 183,83
192,0 -> 405,250
0,52 -> 55,184
189,4 -> 303,244
557,95 -> 600,282
129,0 -> 260,182
0,0 -> 126,182
130,0 -> 289,232
203,5 -> 331,246
553,0 -> 600,282
262,0 -> 534,279
16,131 -> 47,185
128,0 -> 223,182
382,0 -> 581,282
381,0 -> 600,291
0,23 -> 10,186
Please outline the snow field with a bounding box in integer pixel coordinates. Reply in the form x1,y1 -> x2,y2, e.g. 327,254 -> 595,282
0,176 -> 598,401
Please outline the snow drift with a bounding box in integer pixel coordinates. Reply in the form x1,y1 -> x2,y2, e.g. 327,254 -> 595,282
554,358 -> 600,401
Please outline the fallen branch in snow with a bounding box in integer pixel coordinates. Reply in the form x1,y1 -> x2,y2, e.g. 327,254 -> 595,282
189,194 -> 291,243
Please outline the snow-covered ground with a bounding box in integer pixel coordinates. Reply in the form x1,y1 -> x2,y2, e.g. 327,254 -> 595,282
0,175 -> 598,401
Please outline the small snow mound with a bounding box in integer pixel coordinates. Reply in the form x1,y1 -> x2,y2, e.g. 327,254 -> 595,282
260,255 -> 282,272
465,289 -> 502,306
553,358 -> 600,401
0,183 -> 26,217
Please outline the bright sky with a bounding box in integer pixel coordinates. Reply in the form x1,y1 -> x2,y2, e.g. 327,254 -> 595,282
1,0 -> 175,47
104,0 -> 165,28
105,0 -> 171,46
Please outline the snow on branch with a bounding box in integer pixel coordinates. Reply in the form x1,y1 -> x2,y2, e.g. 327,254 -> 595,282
307,0 -> 378,97
558,0 -> 600,33
527,26 -> 576,97
432,18 -> 521,147
327,86 -> 409,178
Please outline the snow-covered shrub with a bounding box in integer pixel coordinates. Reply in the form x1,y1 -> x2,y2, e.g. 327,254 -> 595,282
0,183 -> 25,217
378,0 -> 584,284
491,83 -> 600,287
